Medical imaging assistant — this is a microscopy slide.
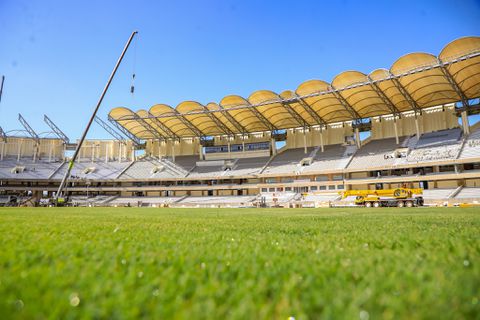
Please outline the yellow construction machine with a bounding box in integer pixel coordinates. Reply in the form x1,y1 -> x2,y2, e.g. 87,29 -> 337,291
339,188 -> 424,207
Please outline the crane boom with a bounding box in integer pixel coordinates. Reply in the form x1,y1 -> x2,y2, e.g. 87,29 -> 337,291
55,30 -> 138,202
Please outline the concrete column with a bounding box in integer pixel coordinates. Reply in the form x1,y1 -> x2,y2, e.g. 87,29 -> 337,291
171,142 -> 175,162
393,119 -> 399,145
198,141 -> 203,160
415,114 -> 421,140
303,130 -> 307,154
49,141 -> 53,162
320,129 -> 324,152
33,142 -> 37,162
118,143 -> 122,163
0,142 -> 4,161
354,128 -> 361,149
17,139 -> 22,162
461,111 -> 470,135
271,138 -> 277,156
228,141 -> 231,159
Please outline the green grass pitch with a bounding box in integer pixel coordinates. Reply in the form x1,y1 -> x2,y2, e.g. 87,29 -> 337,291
0,207 -> 478,319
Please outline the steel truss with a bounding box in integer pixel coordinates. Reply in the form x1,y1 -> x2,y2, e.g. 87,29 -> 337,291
18,114 -> 39,143
44,115 -> 70,144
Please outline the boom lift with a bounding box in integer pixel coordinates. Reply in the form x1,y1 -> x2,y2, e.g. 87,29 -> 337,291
340,188 -> 424,208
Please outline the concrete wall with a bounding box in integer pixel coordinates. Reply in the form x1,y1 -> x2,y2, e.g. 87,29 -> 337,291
371,105 -> 459,140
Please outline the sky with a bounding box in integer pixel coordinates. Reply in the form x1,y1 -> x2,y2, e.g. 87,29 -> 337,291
0,0 -> 479,140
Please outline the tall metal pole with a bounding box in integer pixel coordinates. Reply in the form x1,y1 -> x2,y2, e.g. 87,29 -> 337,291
55,31 -> 138,201
0,75 -> 4,103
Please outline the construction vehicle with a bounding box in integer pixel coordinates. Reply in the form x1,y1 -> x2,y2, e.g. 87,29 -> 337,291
339,188 -> 424,208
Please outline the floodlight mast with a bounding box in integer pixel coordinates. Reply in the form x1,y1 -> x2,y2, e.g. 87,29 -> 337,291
55,31 -> 138,202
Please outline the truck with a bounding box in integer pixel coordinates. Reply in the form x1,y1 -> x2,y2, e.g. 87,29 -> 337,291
339,188 -> 424,208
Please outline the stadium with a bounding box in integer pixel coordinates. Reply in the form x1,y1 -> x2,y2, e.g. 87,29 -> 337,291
1,36 -> 480,208
1,2 -> 479,318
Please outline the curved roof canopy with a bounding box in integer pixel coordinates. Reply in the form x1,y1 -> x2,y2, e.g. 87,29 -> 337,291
110,36 -> 480,140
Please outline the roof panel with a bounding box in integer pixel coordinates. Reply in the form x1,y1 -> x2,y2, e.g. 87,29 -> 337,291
332,71 -> 392,117
296,80 -> 352,122
440,37 -> 480,100
248,90 -> 301,129
220,95 -> 269,132
176,101 -> 223,136
110,37 -> 480,138
149,104 -> 194,137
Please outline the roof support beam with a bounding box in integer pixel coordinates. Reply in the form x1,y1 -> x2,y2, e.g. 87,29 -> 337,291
330,87 -> 362,120
278,99 -> 308,128
201,106 -> 235,136
174,111 -> 205,137
437,58 -> 470,108
18,114 -> 39,143
291,94 -> 327,126
217,104 -> 248,134
0,126 -> 7,142
246,103 -> 278,132
388,72 -> 421,114
147,111 -> 179,140
133,114 -> 166,140
367,76 -> 401,116
107,115 -> 143,145
44,115 -> 70,144
94,116 -> 128,145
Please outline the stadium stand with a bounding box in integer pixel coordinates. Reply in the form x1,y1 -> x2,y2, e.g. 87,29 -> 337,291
422,188 -> 457,200
118,157 -> 180,180
53,160 -> 131,180
459,126 -> 480,159
174,196 -> 256,207
262,147 -> 314,175
108,196 -> 182,206
303,144 -> 356,173
222,156 -> 270,177
454,187 -> 480,199
414,128 -> 462,149
347,137 -> 409,170
1,36 -> 480,207
0,158 -> 63,179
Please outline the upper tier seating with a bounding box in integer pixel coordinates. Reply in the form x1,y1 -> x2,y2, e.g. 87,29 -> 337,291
187,164 -> 225,178
118,157 -> 180,180
347,137 -> 409,170
222,156 -> 270,177
0,158 -> 63,179
263,147 -> 313,175
172,155 -> 198,171
459,127 -> 480,160
53,159 -> 131,180
414,128 -> 462,149
405,128 -> 463,163
407,144 -> 461,163
303,144 -> 355,173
